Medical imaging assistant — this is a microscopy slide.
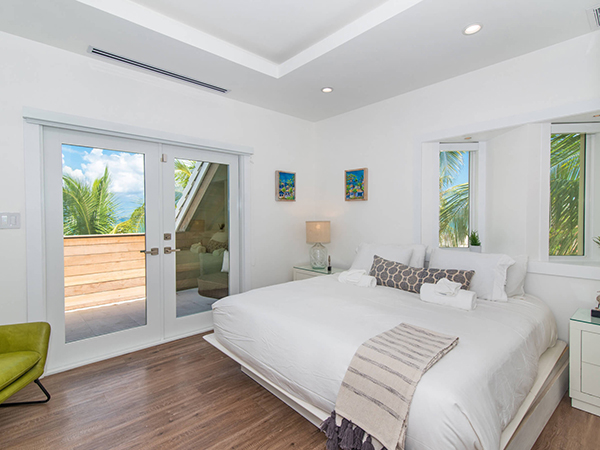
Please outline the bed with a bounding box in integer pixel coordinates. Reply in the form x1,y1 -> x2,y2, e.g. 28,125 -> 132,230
206,246 -> 568,450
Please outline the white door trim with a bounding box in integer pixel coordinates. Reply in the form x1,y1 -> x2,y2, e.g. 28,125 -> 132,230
23,107 -> 253,156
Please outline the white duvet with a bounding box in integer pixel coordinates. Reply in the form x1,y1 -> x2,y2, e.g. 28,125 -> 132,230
212,275 -> 557,450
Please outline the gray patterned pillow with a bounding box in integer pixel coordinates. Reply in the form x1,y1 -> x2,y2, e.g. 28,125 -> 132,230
369,255 -> 475,293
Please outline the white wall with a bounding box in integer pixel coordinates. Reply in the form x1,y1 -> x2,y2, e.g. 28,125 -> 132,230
485,124 -> 544,258
2,28 -> 600,342
315,32 -> 600,341
0,31 -> 317,325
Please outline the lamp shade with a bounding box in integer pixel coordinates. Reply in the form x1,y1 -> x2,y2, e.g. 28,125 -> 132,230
306,221 -> 330,244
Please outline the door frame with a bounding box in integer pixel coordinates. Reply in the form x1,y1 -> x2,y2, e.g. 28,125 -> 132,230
23,108 -> 253,374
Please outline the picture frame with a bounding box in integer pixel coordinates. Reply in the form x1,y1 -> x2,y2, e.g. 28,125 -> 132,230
276,171 -> 296,201
345,168 -> 368,201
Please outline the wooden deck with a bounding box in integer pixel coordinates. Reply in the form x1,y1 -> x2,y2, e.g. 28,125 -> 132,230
64,234 -> 146,311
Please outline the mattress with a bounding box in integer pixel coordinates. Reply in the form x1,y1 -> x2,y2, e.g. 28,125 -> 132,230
212,275 -> 558,450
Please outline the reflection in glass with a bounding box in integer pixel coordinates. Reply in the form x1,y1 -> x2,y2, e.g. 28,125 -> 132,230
174,159 -> 229,317
62,144 -> 146,343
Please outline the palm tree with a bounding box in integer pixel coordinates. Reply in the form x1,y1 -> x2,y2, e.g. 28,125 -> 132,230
175,159 -> 197,192
549,133 -> 584,256
112,204 -> 145,234
63,167 -> 119,235
439,151 -> 469,247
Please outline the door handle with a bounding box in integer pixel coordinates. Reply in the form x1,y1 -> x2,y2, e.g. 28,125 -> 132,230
164,247 -> 181,254
140,248 -> 159,256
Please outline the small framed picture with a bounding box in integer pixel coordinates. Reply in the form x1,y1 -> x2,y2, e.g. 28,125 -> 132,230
276,171 -> 296,201
345,168 -> 368,201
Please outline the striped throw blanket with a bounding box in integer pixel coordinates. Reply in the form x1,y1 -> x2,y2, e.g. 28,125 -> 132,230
320,323 -> 458,450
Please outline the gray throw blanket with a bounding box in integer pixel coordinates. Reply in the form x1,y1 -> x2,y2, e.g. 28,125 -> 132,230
320,323 -> 459,450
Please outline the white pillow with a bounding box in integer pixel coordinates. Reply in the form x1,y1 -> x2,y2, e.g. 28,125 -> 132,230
505,255 -> 528,298
350,243 -> 424,272
429,249 -> 515,302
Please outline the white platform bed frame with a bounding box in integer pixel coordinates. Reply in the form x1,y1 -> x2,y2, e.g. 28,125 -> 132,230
205,333 -> 568,450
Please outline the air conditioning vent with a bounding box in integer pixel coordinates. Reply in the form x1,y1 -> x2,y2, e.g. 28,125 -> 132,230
87,47 -> 229,94
587,4 -> 600,30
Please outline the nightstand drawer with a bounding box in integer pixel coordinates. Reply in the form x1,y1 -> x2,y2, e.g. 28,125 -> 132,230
582,362 -> 600,398
582,331 -> 600,366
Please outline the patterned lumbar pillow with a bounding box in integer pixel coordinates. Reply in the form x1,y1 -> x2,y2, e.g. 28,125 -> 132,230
369,255 -> 475,294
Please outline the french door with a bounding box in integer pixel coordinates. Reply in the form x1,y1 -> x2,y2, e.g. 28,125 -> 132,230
42,128 -> 239,371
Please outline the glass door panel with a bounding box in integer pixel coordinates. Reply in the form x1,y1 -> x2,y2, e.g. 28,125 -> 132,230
43,128 -> 161,372
62,144 -> 147,342
162,144 -> 239,338
174,159 -> 229,318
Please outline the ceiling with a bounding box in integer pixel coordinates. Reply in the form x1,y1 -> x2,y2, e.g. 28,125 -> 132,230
0,0 -> 597,122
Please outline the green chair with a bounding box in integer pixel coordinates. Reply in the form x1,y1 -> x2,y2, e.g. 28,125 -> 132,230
0,322 -> 51,406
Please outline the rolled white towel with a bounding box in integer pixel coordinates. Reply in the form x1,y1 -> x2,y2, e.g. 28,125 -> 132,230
356,275 -> 377,288
338,270 -> 376,288
339,269 -> 366,284
420,283 -> 477,311
434,278 -> 462,296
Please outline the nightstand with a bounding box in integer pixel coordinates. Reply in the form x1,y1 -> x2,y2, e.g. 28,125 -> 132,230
292,265 -> 343,281
570,308 -> 600,417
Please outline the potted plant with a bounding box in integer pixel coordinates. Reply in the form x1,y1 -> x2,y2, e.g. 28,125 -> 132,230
469,231 -> 481,252
594,236 -> 600,248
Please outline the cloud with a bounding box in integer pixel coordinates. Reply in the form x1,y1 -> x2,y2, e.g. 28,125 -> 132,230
78,148 -> 145,198
63,165 -> 84,179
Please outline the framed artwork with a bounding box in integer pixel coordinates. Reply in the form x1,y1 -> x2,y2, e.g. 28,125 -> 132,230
276,171 -> 296,201
345,168 -> 368,201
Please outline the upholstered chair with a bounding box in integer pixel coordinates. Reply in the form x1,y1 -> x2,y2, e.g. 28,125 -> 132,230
0,322 -> 51,406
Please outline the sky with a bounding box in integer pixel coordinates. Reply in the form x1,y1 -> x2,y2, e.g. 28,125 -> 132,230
62,144 -> 145,220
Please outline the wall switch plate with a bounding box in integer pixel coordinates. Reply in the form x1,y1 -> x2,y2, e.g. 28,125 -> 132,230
0,212 -> 20,229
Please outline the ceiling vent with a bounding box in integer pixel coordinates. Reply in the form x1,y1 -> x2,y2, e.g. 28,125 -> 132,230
587,4 -> 600,30
87,47 -> 229,94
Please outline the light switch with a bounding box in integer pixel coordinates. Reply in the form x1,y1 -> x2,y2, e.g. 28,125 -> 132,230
0,213 -> 20,229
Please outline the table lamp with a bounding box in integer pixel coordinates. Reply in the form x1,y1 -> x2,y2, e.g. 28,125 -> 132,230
306,221 -> 330,269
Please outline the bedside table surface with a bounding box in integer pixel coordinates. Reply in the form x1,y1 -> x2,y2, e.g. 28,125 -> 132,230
571,308 -> 600,326
293,265 -> 344,275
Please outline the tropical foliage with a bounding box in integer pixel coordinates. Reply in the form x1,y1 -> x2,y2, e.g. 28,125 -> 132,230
63,166 -> 144,236
549,133 -> 585,256
63,167 -> 119,236
175,159 -> 198,203
112,205 -> 145,234
439,151 -> 469,247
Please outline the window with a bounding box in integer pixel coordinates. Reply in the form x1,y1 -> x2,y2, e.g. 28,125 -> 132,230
439,150 -> 470,247
549,133 -> 586,256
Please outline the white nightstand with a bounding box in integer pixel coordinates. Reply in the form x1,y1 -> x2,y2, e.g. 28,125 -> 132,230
292,265 -> 343,281
570,308 -> 600,417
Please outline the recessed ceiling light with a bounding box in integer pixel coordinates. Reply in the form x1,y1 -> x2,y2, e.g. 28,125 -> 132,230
463,24 -> 482,35
321,87 -> 333,93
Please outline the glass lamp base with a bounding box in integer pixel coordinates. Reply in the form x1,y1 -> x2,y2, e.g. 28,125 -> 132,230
309,242 -> 328,269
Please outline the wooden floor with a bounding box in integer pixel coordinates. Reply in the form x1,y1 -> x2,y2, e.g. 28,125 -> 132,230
1,334 -> 599,450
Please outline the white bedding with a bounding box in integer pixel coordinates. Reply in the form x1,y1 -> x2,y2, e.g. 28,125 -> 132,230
212,275 -> 557,450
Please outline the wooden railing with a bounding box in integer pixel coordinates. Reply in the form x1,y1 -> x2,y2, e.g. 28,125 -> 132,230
64,234 -> 146,311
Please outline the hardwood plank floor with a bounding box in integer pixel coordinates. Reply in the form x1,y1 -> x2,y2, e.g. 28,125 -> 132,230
1,333 -> 598,450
